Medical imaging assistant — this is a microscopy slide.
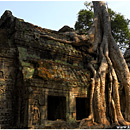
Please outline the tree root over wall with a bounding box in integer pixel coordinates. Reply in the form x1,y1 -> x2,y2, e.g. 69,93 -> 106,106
36,1 -> 130,128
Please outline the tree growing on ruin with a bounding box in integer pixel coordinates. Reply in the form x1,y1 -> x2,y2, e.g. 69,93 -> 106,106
41,1 -> 130,128
77,1 -> 130,127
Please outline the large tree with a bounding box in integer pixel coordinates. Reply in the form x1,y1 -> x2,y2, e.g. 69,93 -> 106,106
75,3 -> 130,53
78,1 -> 130,127
41,1 -> 130,128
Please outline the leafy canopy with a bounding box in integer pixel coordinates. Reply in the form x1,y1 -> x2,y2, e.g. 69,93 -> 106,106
75,2 -> 130,51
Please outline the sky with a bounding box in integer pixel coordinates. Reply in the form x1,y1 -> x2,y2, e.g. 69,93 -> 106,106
0,1 -> 130,31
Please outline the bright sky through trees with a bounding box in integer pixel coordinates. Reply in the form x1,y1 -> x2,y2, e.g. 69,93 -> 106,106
0,1 -> 130,31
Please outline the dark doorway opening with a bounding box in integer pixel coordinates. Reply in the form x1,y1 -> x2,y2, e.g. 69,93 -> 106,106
47,96 -> 66,121
76,97 -> 90,120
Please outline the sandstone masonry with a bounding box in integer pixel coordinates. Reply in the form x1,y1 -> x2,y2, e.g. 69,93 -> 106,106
0,10 -> 92,128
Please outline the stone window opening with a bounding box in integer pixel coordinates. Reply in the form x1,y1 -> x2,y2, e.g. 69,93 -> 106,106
0,71 -> 4,78
76,97 -> 90,120
47,95 -> 66,121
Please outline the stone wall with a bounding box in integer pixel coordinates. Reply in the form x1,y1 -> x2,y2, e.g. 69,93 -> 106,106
0,22 -> 19,128
0,10 -> 92,128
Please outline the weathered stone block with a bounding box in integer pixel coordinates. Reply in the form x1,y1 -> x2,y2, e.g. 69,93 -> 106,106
0,10 -> 92,129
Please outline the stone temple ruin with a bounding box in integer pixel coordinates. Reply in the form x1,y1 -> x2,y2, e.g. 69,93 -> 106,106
0,10 -> 128,129
0,10 -> 92,129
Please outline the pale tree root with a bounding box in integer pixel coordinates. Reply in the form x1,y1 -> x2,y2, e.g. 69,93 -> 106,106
79,64 -> 96,128
79,40 -> 130,128
79,1 -> 130,128
105,36 -> 130,126
79,28 -> 130,129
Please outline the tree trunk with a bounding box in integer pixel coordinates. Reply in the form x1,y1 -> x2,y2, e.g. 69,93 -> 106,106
79,1 -> 130,128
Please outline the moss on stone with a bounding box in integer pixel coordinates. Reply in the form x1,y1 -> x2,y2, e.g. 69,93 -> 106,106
18,47 -> 40,61
22,66 -> 35,79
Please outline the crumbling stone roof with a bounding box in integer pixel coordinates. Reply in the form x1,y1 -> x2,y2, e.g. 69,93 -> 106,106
0,10 -> 92,89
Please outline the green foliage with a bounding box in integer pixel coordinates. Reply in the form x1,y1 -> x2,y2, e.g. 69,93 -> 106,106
75,9 -> 94,34
109,8 -> 130,50
75,2 -> 130,51
75,2 -> 94,34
